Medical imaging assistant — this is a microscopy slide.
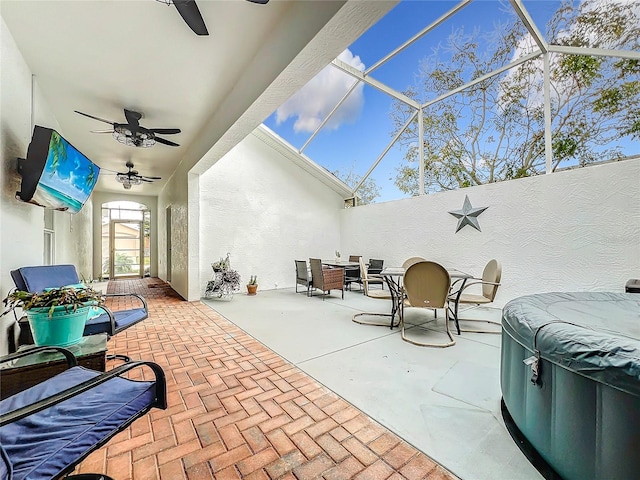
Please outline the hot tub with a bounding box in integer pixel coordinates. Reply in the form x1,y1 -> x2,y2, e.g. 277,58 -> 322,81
501,292 -> 640,480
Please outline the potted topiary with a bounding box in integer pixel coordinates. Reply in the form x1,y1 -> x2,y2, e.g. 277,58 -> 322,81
246,275 -> 258,295
1,286 -> 104,347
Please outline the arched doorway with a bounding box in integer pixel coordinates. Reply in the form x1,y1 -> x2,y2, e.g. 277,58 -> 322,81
101,201 -> 151,279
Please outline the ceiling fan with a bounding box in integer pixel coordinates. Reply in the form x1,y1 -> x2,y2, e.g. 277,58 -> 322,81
74,108 -> 181,148
116,161 -> 162,190
158,0 -> 269,36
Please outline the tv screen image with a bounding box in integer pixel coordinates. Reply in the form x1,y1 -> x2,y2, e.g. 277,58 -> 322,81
17,126 -> 100,213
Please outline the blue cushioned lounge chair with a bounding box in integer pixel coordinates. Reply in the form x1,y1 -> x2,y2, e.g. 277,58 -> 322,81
0,345 -> 166,479
10,264 -> 149,339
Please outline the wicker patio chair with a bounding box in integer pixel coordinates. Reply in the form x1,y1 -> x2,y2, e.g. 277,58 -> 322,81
309,258 -> 344,300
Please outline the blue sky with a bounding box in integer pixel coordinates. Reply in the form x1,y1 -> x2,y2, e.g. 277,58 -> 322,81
263,0 -> 635,203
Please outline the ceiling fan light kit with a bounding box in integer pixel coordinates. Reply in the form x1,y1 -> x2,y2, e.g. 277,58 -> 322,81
115,161 -> 162,190
113,128 -> 155,148
116,174 -> 140,189
75,108 -> 181,148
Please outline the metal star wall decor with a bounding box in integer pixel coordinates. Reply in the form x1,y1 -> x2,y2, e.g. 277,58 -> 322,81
448,195 -> 488,233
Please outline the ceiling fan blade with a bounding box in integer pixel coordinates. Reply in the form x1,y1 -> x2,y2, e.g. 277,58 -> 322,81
246,0 -> 270,4
154,136 -> 180,147
123,109 -> 143,127
141,176 -> 162,180
150,128 -> 181,135
74,110 -> 116,126
90,129 -> 114,133
174,0 -> 209,36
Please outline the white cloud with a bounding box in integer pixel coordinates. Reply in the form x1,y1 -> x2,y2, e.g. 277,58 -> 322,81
275,49 -> 365,133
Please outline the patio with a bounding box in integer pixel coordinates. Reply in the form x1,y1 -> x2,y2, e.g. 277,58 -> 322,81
73,277 -> 541,479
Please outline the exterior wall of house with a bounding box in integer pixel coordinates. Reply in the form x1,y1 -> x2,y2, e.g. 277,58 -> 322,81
157,169 -> 189,299
0,19 -> 94,354
341,159 -> 640,306
198,131 -> 344,296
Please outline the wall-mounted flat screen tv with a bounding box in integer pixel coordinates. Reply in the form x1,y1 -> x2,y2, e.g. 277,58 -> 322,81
17,126 -> 100,213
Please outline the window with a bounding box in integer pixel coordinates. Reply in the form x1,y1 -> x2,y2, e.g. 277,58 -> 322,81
44,209 -> 54,265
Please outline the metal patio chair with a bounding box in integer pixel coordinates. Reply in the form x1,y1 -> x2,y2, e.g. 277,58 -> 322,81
401,261 -> 455,348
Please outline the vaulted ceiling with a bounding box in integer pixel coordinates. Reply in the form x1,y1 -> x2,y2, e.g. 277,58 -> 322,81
1,0 -> 397,195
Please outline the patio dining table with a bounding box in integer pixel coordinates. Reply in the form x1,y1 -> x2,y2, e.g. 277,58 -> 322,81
321,260 -> 360,268
380,266 -> 472,334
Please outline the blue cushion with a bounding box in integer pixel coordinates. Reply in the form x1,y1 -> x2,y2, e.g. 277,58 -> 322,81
84,308 -> 148,336
0,444 -> 11,480
0,367 -> 155,480
17,265 -> 80,293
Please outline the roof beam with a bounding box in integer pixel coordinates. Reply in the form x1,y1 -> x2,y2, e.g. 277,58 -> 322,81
366,0 -> 472,75
547,45 -> 640,60
421,50 -> 542,109
354,110 -> 418,194
299,79 -> 361,155
331,58 -> 420,110
510,0 -> 548,54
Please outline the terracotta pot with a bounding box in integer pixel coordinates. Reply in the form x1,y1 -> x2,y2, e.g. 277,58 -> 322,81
247,284 -> 258,295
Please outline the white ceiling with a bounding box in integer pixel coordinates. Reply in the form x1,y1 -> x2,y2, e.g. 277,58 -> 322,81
1,0 -> 396,195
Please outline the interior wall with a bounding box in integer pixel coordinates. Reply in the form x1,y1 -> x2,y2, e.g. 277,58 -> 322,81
0,18 -> 94,354
341,159 -> 640,306
198,131 -> 344,296
91,192 -> 158,281
54,200 -> 93,281
157,169 -> 188,299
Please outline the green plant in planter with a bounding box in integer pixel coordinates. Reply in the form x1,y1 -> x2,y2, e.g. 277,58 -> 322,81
2,286 -> 106,347
1,286 -> 105,318
246,275 -> 258,295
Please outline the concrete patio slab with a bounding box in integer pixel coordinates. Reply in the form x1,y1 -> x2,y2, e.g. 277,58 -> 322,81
203,287 -> 542,480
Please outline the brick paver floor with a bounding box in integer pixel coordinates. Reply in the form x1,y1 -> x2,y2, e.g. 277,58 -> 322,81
75,278 -> 458,480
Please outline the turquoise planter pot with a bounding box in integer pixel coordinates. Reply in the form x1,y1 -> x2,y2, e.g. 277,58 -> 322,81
26,305 -> 91,347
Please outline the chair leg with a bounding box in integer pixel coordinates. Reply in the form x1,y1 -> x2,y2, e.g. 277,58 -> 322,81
107,353 -> 131,363
400,307 -> 455,348
451,304 -> 501,333
352,312 -> 399,328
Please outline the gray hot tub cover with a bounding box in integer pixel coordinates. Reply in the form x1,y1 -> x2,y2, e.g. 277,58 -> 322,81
502,291 -> 640,396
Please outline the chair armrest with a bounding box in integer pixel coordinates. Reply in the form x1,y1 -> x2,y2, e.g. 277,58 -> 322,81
0,346 -> 78,369
448,279 -> 501,298
104,293 -> 149,312
92,305 -> 117,336
450,276 -> 481,289
0,360 -> 167,427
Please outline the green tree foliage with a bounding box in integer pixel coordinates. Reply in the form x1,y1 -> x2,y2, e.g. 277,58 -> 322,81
332,163 -> 380,205
392,0 -> 639,195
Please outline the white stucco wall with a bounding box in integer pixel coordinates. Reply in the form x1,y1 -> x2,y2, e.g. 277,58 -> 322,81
198,131 -> 344,295
53,201 -> 94,281
0,18 -> 94,354
157,171 -> 189,299
341,159 -> 640,306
